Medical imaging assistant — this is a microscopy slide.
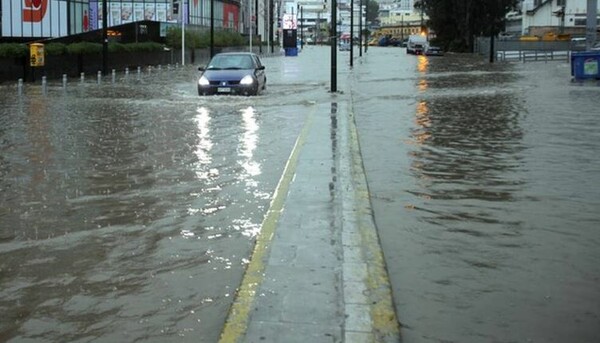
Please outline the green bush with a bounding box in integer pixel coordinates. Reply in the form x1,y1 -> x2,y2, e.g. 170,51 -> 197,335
45,42 -> 67,55
0,43 -> 28,58
108,42 -> 128,53
66,42 -> 103,55
127,42 -> 164,52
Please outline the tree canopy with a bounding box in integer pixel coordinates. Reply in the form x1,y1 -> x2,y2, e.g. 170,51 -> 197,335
420,0 -> 517,52
367,0 -> 379,24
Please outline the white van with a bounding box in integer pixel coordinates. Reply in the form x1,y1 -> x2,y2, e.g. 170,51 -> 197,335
407,34 -> 428,55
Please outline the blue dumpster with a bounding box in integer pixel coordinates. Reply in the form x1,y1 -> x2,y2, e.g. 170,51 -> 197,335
571,51 -> 600,80
285,47 -> 298,56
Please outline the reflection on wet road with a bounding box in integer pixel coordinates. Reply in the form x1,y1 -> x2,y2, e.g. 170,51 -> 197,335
0,50 -> 339,342
352,49 -> 600,342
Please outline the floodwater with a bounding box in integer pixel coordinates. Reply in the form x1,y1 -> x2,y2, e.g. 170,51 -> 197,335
352,50 -> 600,342
0,50 -> 339,342
1,46 -> 599,343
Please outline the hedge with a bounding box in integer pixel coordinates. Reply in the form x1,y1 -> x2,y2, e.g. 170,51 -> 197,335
0,41 -> 165,58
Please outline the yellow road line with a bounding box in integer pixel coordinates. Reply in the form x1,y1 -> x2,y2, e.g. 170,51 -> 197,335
347,103 -> 401,342
218,107 -> 315,343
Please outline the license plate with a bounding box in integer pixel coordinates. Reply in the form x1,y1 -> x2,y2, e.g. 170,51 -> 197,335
217,87 -> 231,93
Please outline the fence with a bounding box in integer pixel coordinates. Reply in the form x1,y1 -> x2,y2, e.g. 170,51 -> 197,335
474,37 -> 587,62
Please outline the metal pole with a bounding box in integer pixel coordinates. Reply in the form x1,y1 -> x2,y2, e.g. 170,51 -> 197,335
364,0 -> 368,53
350,0 -> 354,67
300,6 -> 304,49
182,1 -> 185,66
210,0 -> 215,58
489,35 -> 495,63
270,0 -> 274,53
586,0 -> 598,50
359,0 -> 362,57
102,0 -> 108,75
331,0 -> 337,92
256,0 -> 261,53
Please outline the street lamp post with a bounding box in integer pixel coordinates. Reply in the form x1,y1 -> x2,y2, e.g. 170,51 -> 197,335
210,0 -> 215,58
300,6 -> 304,49
359,0 -> 362,57
331,0 -> 337,92
350,0 -> 353,67
364,0 -> 368,53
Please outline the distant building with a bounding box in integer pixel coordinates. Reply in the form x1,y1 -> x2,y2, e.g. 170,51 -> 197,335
508,0 -> 600,37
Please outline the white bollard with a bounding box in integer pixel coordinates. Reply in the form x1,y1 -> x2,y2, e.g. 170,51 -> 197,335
41,76 -> 47,94
80,72 -> 85,83
137,66 -> 141,80
148,65 -> 152,75
125,67 -> 129,78
158,65 -> 162,72
18,78 -> 23,96
97,71 -> 102,84
111,69 -> 116,83
62,74 -> 67,88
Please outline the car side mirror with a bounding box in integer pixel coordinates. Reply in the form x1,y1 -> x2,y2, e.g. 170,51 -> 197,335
198,66 -> 205,71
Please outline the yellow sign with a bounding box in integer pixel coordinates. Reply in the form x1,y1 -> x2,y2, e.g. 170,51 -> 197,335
29,43 -> 45,67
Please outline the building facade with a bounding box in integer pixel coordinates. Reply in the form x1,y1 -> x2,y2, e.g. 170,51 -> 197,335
1,0 -> 241,40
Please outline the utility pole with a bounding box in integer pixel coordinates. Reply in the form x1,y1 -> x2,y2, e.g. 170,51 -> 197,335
102,0 -> 107,75
331,0 -> 337,92
181,1 -> 185,65
210,0 -> 215,58
350,0 -> 354,67
359,0 -> 362,57
364,0 -> 368,53
256,0 -> 261,53
300,6 -> 304,49
270,0 -> 275,53
586,0 -> 598,50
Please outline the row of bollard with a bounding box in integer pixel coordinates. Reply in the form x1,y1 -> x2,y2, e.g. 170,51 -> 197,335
17,63 -> 181,95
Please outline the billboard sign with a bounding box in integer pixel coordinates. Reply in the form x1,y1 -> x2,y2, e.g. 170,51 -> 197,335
282,14 -> 297,30
2,0 -> 67,37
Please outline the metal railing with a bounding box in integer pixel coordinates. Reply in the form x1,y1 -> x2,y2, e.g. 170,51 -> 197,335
475,37 -> 587,62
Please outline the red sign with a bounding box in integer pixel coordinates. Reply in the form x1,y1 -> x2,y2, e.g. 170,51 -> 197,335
23,0 -> 48,23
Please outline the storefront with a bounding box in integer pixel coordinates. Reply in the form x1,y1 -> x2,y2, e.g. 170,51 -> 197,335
1,0 -> 237,40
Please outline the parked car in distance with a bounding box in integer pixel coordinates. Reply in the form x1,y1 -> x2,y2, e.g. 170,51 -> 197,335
424,46 -> 444,56
407,34 -> 428,55
197,52 -> 266,96
339,42 -> 351,51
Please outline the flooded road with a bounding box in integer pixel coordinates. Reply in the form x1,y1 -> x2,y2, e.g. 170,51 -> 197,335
351,50 -> 600,342
0,50 -> 342,342
1,45 -> 599,343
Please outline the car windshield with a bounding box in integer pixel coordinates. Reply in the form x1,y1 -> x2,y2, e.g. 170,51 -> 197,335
207,55 -> 255,70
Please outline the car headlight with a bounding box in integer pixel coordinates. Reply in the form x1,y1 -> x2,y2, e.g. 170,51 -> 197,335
198,75 -> 210,86
240,75 -> 254,85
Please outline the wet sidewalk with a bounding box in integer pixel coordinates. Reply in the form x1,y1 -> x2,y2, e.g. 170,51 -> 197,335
217,96 -> 401,343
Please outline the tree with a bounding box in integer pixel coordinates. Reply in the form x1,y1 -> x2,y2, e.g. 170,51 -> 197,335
366,0 -> 379,24
423,0 -> 517,52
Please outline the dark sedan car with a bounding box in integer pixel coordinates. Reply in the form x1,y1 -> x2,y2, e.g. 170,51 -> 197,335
424,46 -> 444,56
197,52 -> 267,96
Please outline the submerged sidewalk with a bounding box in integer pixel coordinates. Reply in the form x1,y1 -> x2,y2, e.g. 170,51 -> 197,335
217,97 -> 400,343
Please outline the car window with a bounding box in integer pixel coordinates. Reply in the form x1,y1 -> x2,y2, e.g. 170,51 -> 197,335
241,56 -> 255,69
208,55 -> 255,69
253,55 -> 263,68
